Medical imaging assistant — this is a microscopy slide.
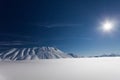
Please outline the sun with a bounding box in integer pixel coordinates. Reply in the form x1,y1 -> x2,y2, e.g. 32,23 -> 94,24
102,20 -> 114,32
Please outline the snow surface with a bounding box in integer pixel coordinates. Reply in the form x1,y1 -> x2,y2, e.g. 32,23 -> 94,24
0,57 -> 120,80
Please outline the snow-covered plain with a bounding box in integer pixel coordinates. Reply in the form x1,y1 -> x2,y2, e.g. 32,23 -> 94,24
0,57 -> 120,80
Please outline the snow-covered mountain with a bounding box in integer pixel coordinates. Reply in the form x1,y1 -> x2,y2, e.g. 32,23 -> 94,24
93,53 -> 120,57
67,53 -> 80,58
0,47 -> 72,61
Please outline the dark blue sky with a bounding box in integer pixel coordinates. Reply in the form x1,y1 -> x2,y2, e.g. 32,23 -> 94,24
1,0 -> 120,56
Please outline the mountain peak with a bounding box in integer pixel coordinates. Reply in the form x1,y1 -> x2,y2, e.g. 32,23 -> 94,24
0,47 -> 72,61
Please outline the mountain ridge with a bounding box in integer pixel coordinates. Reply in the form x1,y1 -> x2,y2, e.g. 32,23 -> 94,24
0,47 -> 72,61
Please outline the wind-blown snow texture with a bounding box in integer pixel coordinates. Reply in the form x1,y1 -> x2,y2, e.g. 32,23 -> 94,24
0,47 -> 72,61
0,58 -> 120,80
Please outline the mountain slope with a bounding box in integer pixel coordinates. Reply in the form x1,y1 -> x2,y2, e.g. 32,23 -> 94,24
0,47 -> 72,61
68,53 -> 80,58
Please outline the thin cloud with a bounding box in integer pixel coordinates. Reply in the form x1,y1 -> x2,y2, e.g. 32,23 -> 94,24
0,41 -> 39,46
0,41 -> 24,46
36,23 -> 83,28
0,33 -> 32,39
